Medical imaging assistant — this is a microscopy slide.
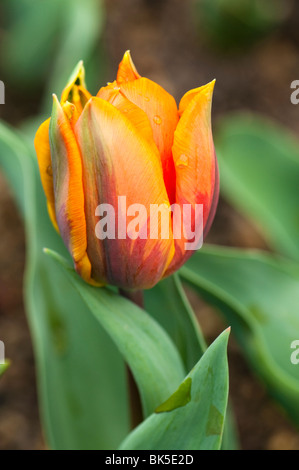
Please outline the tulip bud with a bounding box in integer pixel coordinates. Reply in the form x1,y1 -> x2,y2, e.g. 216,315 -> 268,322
34,51 -> 219,289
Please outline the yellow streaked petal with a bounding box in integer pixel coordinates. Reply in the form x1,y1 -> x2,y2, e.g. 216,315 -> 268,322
60,60 -> 91,116
34,117 -> 59,231
61,60 -> 86,103
66,85 -> 92,116
50,95 -> 92,278
46,200 -> 59,233
75,253 -> 103,287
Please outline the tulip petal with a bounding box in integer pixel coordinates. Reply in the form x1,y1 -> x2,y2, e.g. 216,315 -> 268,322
75,97 -> 175,289
120,77 -> 179,203
116,50 -> 141,84
178,81 -> 216,117
97,81 -> 154,144
61,60 -> 86,103
60,60 -> 92,116
165,81 -> 217,276
97,80 -> 120,101
49,95 -> 97,285
34,117 -> 59,231
174,80 -> 216,220
67,85 -> 92,117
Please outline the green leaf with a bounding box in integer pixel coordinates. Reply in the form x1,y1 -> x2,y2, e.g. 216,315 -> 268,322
0,0 -> 62,88
119,329 -> 230,450
0,122 -> 30,215
1,0 -> 105,99
146,275 -> 239,450
216,113 -> 299,261
43,0 -> 105,109
145,274 -> 206,371
0,119 -> 186,446
45,249 -> 185,418
180,245 -> 299,425
0,121 -> 129,449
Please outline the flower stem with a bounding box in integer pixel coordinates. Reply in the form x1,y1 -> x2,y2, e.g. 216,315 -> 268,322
119,288 -> 144,429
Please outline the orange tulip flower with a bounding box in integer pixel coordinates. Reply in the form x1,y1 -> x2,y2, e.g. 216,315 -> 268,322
34,51 -> 219,289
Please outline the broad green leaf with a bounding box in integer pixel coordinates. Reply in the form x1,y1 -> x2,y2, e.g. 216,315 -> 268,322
0,0 -> 62,88
0,119 -> 185,447
43,0 -> 105,108
145,274 -> 239,449
0,123 -> 29,215
119,329 -> 230,450
216,114 -> 299,261
145,274 -> 206,371
46,249 -> 185,418
0,121 -> 129,449
180,245 -> 299,424
1,0 -> 105,99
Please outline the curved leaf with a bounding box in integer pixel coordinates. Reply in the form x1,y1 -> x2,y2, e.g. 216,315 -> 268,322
216,113 -> 299,261
180,245 -> 299,425
44,0 -> 105,107
120,329 -> 230,450
1,0 -> 62,87
145,274 -> 239,449
0,121 -> 129,449
45,249 -> 185,418
145,274 -> 206,371
0,122 -> 29,215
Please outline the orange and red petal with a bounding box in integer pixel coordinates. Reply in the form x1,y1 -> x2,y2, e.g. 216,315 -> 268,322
165,81 -> 217,275
97,82 -> 154,144
119,77 -> 179,203
75,97 -> 175,289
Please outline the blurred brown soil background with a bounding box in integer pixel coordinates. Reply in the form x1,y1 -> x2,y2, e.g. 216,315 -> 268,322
1,0 -> 299,450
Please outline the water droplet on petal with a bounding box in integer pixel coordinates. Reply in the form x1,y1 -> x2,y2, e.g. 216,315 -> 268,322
144,96 -> 150,102
153,115 -> 162,125
176,154 -> 189,168
123,108 -> 128,113
46,164 -> 53,177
